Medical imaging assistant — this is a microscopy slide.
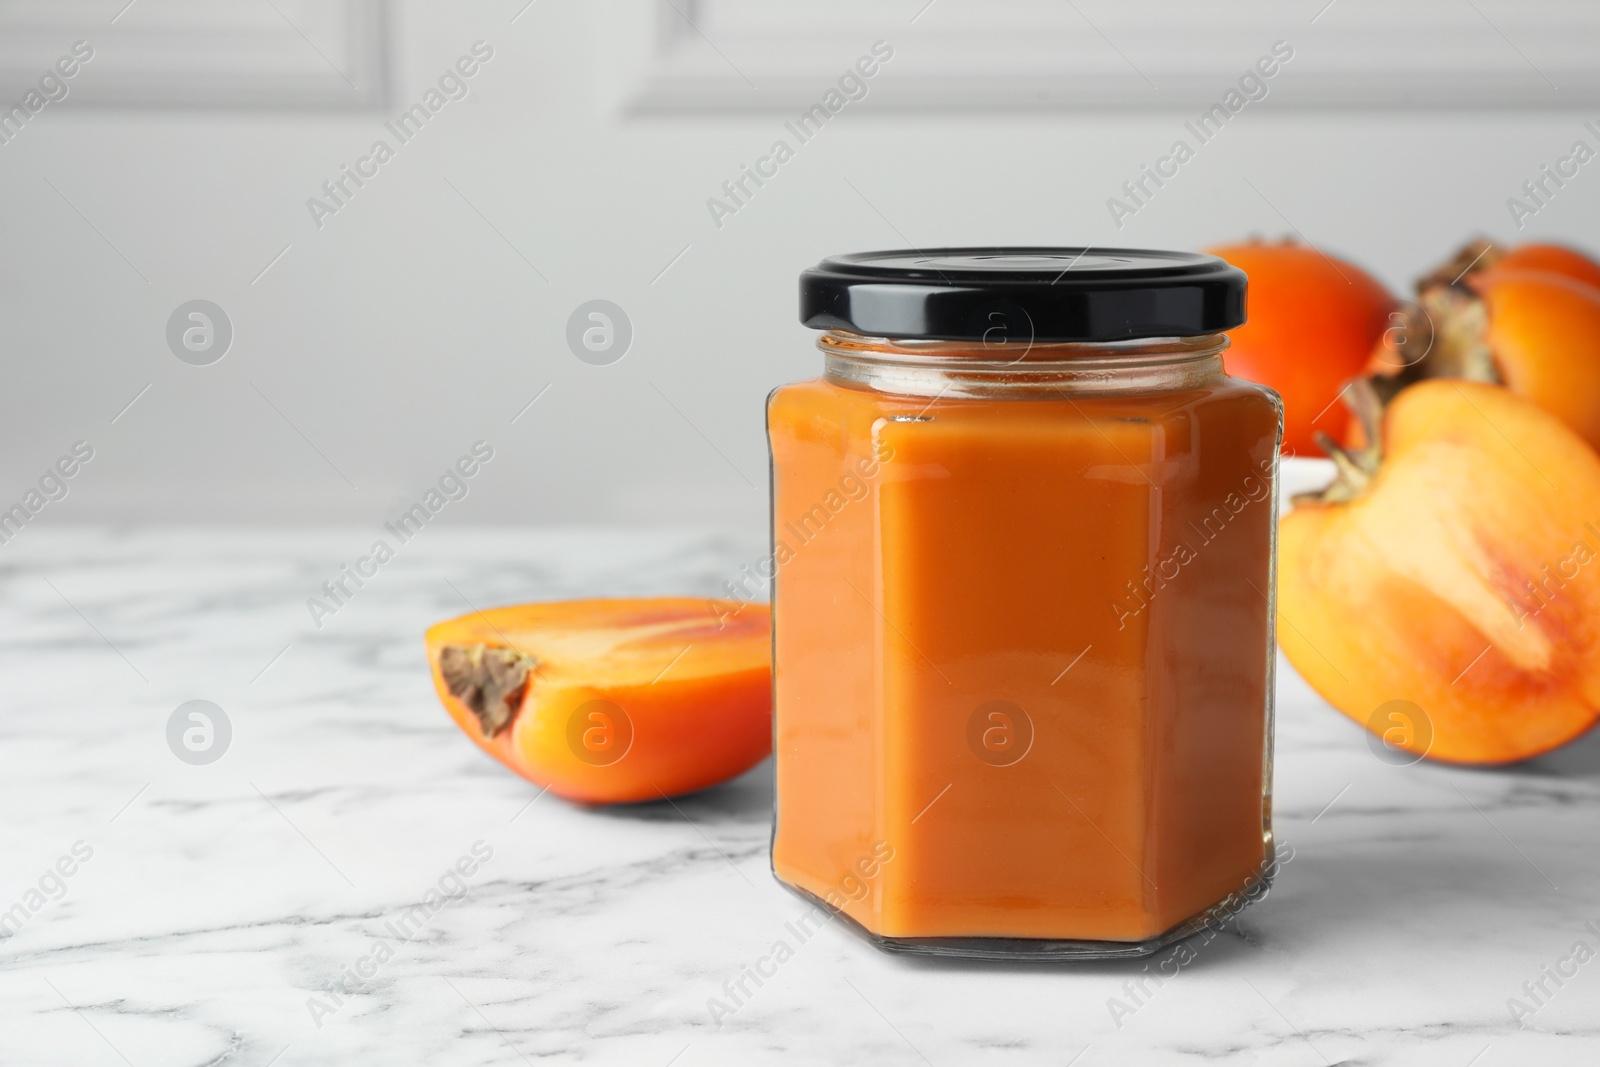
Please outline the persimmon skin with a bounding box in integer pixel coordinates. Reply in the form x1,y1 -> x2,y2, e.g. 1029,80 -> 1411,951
1472,270 -> 1600,452
427,598 -> 772,804
1207,240 -> 1394,456
1280,381 -> 1600,764
1487,243 -> 1600,293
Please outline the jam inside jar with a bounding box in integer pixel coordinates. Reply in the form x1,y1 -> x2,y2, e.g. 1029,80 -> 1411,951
767,249 -> 1282,959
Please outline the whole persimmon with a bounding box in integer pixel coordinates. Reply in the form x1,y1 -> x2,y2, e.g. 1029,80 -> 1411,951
1369,241 -> 1600,452
1491,243 -> 1600,291
427,598 -> 772,804
1206,237 -> 1394,456
1421,237 -> 1600,294
1280,379 -> 1600,764
1475,270 -> 1600,451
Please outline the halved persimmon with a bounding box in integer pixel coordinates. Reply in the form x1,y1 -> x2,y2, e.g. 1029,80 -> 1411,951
1281,380 -> 1600,764
427,598 -> 771,803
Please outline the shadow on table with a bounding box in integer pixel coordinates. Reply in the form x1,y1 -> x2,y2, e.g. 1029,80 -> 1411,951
1517,723 -> 1600,778
584,756 -> 775,826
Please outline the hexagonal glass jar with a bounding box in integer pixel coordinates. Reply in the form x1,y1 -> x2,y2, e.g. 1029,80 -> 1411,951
768,250 -> 1282,959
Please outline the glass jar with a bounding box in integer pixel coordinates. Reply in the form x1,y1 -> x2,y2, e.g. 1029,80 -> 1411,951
767,249 -> 1282,960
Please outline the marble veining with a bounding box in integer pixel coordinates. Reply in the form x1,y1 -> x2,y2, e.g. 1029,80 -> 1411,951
2,527 -> 1599,1066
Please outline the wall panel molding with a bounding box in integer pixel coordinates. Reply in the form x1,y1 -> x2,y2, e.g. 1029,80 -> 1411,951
0,0 -> 388,109
618,0 -> 1599,114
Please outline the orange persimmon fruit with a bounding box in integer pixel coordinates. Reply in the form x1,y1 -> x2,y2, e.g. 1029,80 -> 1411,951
1280,379 -> 1600,764
1490,244 -> 1600,292
427,598 -> 772,803
1475,270 -> 1600,451
1370,240 -> 1600,453
1422,237 -> 1600,294
1206,237 -> 1395,456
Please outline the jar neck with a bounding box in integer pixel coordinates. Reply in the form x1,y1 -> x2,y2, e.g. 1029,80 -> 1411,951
819,330 -> 1228,399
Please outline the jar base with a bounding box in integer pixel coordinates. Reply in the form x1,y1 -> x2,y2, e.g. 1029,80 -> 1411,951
775,865 -> 1276,962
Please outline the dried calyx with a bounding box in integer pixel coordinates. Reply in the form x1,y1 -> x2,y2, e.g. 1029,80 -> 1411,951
1300,376 -> 1385,507
1302,240 -> 1503,507
439,644 -> 538,737
1370,237 -> 1502,405
1414,238 -> 1501,292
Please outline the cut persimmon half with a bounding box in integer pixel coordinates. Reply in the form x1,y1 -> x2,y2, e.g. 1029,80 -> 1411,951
427,598 -> 772,804
1282,380 -> 1600,763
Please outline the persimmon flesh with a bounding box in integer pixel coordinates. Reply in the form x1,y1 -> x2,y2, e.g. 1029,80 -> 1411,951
427,598 -> 772,803
1280,380 -> 1600,763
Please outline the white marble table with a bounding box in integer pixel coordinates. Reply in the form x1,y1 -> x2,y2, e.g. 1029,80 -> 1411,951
3,526 -> 1598,1066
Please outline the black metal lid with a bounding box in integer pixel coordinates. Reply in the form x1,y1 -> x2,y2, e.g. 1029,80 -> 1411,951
799,247 -> 1246,343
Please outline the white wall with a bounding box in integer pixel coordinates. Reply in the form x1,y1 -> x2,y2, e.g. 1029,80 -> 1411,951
2,0 -> 1596,538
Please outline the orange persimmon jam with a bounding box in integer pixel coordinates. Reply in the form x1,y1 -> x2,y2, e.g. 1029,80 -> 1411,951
768,249 -> 1282,959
